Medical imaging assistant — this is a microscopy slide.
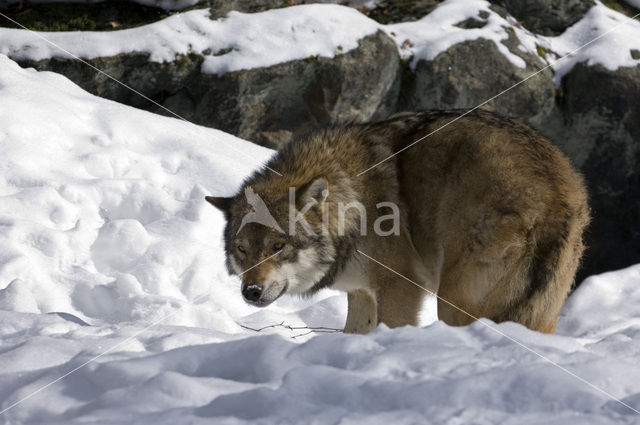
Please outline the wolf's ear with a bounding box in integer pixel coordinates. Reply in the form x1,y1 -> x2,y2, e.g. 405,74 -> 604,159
300,178 -> 329,205
205,196 -> 233,217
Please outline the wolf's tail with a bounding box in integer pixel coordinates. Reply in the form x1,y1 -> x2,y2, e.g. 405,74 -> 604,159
503,199 -> 589,333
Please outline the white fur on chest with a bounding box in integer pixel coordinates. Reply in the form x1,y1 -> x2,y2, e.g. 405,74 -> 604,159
332,255 -> 370,293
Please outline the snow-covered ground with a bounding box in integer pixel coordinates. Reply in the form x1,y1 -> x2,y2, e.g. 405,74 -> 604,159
0,51 -> 349,422
1,51 -> 640,424
1,0 -> 639,80
0,53 -> 352,333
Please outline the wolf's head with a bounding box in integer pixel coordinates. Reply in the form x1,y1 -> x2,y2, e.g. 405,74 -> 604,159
206,178 -> 337,307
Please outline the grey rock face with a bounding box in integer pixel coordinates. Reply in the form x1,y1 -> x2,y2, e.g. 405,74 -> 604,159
208,0 -> 285,19
19,52 -> 203,113
399,36 -> 556,130
487,0 -> 596,35
160,30 -> 401,148
18,31 -> 400,149
358,0 -> 442,24
545,63 -> 640,280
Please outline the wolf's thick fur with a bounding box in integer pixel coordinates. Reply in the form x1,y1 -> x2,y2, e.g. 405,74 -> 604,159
207,110 -> 589,334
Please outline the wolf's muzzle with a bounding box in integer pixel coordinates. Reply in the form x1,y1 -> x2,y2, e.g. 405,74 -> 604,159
242,283 -> 263,303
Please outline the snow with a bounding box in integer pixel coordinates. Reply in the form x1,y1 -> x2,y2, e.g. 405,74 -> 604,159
0,53 -> 348,334
0,0 -> 529,72
1,0 -> 639,81
0,5 -> 381,76
385,0 -> 533,69
385,0 -> 640,79
1,53 -> 640,424
545,2 -> 640,85
559,264 -> 640,339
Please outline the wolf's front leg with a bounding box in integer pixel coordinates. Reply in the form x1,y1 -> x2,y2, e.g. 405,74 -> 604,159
344,289 -> 377,334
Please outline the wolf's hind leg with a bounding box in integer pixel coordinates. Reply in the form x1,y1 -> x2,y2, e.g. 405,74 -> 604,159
367,235 -> 433,329
368,245 -> 434,328
344,289 -> 377,334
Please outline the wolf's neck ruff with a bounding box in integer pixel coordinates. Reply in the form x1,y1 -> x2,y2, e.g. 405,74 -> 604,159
242,123 -> 407,293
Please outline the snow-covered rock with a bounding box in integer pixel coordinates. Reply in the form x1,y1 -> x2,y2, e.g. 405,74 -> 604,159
487,0 -> 596,35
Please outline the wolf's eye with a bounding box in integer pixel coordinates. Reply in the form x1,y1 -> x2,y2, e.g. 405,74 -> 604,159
272,242 -> 285,252
237,245 -> 246,254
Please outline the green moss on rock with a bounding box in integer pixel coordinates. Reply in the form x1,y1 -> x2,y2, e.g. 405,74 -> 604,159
536,44 -> 549,60
602,0 -> 640,19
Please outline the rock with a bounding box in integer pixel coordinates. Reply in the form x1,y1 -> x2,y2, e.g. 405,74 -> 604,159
398,34 -> 556,129
19,30 -> 401,149
358,0 -> 441,24
487,0 -> 595,35
544,63 -> 640,281
0,1 -> 171,31
165,30 -> 401,148
208,0 -> 285,18
19,52 -> 204,115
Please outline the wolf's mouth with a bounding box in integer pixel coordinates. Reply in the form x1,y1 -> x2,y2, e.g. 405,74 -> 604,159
246,281 -> 288,308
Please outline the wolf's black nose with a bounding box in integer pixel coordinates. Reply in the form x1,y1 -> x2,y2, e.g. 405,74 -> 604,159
242,284 -> 263,302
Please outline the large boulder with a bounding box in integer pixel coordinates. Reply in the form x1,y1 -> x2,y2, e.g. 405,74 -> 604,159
357,0 -> 442,24
17,51 -> 202,111
399,33 -> 556,131
544,63 -> 640,281
208,0 -> 284,18
160,30 -> 401,148
0,1 -> 172,31
18,30 -> 401,149
487,0 -> 596,35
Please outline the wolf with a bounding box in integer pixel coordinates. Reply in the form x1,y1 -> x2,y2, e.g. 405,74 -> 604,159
206,109 -> 589,334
